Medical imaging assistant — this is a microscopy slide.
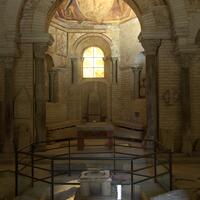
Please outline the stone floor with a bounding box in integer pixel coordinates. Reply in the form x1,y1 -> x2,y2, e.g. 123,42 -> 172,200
0,126 -> 200,199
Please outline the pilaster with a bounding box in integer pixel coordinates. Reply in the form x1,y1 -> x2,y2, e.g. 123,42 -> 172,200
0,56 -> 15,152
177,53 -> 193,154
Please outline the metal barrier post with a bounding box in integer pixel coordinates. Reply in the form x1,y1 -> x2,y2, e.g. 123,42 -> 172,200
113,137 -> 116,174
154,141 -> 157,183
31,144 -> 34,187
15,146 -> 18,196
51,159 -> 54,200
131,159 -> 134,200
68,140 -> 71,176
169,150 -> 173,190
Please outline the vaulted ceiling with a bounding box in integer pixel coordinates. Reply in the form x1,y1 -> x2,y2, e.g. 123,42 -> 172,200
54,0 -> 136,24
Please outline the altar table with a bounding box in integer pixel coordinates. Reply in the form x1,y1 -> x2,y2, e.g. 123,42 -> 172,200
76,122 -> 114,150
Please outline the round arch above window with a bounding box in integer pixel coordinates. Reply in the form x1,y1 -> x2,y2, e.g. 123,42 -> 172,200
83,47 -> 105,78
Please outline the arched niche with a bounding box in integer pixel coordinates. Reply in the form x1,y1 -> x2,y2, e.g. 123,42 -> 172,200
71,34 -> 113,122
72,34 -> 112,82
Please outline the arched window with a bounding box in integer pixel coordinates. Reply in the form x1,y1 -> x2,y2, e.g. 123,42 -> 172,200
83,47 -> 104,78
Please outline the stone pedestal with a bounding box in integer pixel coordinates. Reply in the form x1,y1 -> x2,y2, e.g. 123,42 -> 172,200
79,170 -> 115,200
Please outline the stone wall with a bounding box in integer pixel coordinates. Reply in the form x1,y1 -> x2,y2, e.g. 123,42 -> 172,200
118,18 -> 145,128
0,0 -> 200,153
46,18 -> 144,127
13,44 -> 34,148
158,40 -> 181,151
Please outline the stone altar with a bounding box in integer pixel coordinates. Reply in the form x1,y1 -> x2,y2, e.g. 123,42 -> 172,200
76,122 -> 114,150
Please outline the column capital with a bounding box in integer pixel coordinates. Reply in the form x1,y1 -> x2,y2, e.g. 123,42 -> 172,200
110,57 -> 118,64
34,42 -> 49,58
177,53 -> 193,69
131,66 -> 143,72
70,57 -> 78,61
140,39 -> 161,55
0,56 -> 15,69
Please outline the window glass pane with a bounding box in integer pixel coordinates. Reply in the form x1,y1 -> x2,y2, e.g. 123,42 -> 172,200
83,47 -> 93,57
83,58 -> 93,68
94,58 -> 104,68
83,47 -> 105,78
83,68 -> 94,78
94,68 -> 104,78
94,47 -> 104,57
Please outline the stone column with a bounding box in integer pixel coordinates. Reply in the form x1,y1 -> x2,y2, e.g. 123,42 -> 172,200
131,66 -> 143,99
0,57 -> 15,152
140,39 -> 161,140
111,57 -> 118,83
48,69 -> 58,102
178,53 -> 192,154
34,43 -> 48,143
48,70 -> 55,102
71,57 -> 78,83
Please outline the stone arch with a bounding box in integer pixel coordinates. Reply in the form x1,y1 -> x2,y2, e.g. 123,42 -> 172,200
17,0 -> 174,144
0,0 -> 180,56
0,0 -> 26,55
0,0 -> 192,147
73,34 -> 112,58
23,0 -> 172,39
72,35 -> 112,81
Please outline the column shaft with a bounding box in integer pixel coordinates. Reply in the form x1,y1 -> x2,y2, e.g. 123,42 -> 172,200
140,39 -> 161,140
34,43 -> 48,143
179,54 -> 192,154
0,57 -> 15,152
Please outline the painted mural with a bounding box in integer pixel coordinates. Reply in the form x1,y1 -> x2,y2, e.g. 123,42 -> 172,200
48,26 -> 68,57
54,0 -> 135,24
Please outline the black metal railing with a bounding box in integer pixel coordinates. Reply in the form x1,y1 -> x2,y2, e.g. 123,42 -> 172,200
15,136 -> 173,200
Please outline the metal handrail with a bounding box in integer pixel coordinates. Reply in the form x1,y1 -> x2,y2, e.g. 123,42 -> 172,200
15,136 -> 173,200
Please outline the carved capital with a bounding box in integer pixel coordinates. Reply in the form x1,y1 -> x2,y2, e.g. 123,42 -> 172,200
0,57 -> 15,69
111,57 -> 118,64
71,57 -> 78,62
177,53 -> 193,69
140,39 -> 161,55
34,43 -> 49,58
131,66 -> 143,72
